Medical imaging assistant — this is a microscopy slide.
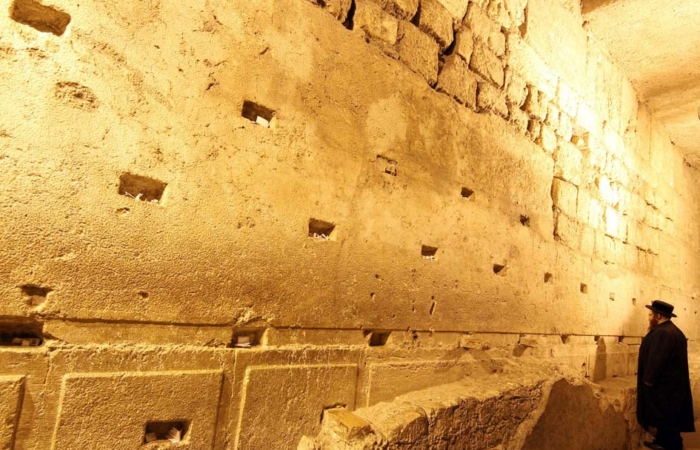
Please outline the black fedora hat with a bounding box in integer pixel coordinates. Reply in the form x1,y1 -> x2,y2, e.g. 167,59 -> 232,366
645,300 -> 677,318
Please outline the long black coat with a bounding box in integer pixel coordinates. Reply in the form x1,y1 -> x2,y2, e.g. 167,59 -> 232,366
637,320 -> 695,432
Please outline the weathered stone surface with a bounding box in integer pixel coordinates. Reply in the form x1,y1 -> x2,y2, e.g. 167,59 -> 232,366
52,371 -> 224,449
371,0 -> 419,20
0,376 -> 24,450
397,21 -> 440,85
353,0 -> 399,51
465,3 -> 506,56
506,68 -> 528,107
477,81 -> 508,117
538,124 -> 558,153
415,0 -> 454,50
524,88 -> 548,120
524,0 -> 588,89
317,0 -> 353,22
554,141 -> 583,186
1,0 -> 700,449
470,44 -> 504,87
509,105 -> 530,134
237,364 -> 358,449
453,27 -> 474,62
436,56 -> 477,107
436,0 -> 469,21
552,178 -> 578,217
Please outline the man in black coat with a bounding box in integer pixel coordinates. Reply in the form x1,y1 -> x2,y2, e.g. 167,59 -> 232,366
637,300 -> 695,450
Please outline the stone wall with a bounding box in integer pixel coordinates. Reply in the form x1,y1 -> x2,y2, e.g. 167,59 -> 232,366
1,0 -> 699,447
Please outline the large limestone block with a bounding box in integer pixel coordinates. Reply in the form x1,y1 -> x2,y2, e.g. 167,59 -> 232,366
370,0 -> 419,20
366,360 -> 479,405
508,34 -> 558,99
470,44 -> 504,87
397,21 -> 440,85
436,56 -> 477,107
51,370 -> 224,450
353,0 -> 399,50
0,376 -> 24,450
552,178 -> 578,217
554,142 -> 583,186
524,0 -> 588,90
236,364 -> 358,449
436,0 -> 468,21
465,3 -> 506,56
415,0 -> 454,50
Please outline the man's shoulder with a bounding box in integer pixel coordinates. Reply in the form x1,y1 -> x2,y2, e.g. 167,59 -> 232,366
658,321 -> 687,340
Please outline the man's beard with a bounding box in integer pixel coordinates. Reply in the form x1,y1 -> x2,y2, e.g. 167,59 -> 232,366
648,316 -> 659,331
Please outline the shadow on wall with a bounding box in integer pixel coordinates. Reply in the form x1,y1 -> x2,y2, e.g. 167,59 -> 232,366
521,380 -> 630,450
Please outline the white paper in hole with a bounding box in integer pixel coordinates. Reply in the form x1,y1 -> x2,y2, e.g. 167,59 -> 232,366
255,115 -> 270,127
167,427 -> 182,443
145,432 -> 157,443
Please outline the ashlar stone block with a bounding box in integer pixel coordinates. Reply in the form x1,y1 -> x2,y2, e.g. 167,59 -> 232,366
509,105 -> 529,134
552,178 -> 578,217
524,88 -> 547,120
537,124 -> 558,154
371,0 -> 419,20
52,370 -> 224,450
554,141 -> 583,186
453,28 -> 474,63
505,68 -> 528,107
436,56 -> 477,107
415,0 -> 454,50
318,0 -> 353,22
354,0 -> 399,48
0,376 -> 24,450
437,0 -> 469,21
477,81 -> 508,118
237,364 -> 358,450
465,4 -> 506,56
470,44 -> 504,87
397,21 -> 440,85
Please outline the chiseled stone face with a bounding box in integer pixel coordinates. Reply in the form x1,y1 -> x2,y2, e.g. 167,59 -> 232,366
1,0 -> 699,448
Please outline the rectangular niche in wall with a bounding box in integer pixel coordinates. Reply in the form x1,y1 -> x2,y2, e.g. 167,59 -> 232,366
364,330 -> 392,347
228,329 -> 266,348
118,173 -> 167,204
308,218 -> 336,241
0,321 -> 43,347
144,420 -> 190,444
377,155 -> 397,177
421,245 -> 438,260
241,101 -> 276,128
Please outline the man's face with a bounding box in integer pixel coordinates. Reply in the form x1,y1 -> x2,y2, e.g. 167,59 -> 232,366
648,311 -> 660,330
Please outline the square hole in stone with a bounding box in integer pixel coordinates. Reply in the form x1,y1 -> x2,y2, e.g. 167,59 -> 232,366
421,245 -> 438,260
119,173 -> 167,204
544,272 -> 553,284
0,321 -> 43,347
377,155 -> 397,176
365,330 -> 391,347
241,101 -> 275,127
461,187 -> 474,199
228,329 -> 266,348
520,215 -> 530,226
21,284 -> 51,306
308,218 -> 336,241
144,420 -> 190,444
493,263 -> 506,275
580,283 -> 588,294
10,0 -> 71,36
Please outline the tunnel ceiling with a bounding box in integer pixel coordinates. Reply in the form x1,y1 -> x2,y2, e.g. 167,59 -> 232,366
583,0 -> 700,166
